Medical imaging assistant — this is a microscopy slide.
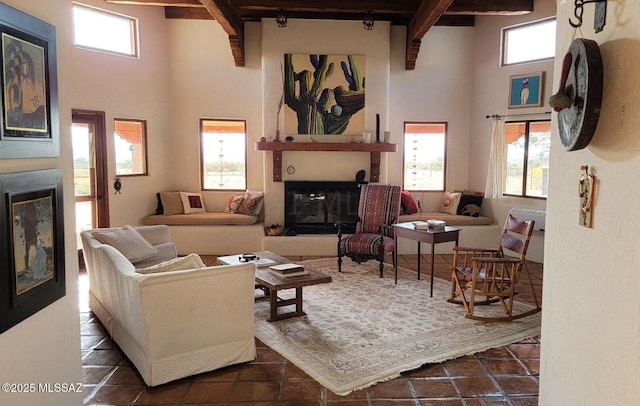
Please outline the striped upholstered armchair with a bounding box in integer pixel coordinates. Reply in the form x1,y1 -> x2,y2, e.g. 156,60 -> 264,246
335,184 -> 401,277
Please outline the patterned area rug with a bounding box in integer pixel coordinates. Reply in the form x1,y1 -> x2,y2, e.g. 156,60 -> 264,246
253,258 -> 541,396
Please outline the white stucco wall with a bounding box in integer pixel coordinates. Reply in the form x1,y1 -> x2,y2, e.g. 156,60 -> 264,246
69,0 -> 173,225
0,1 -> 82,405
539,1 -> 640,404
390,25 -> 475,212
259,19 -> 391,226
166,19 -> 263,193
468,0 -> 557,259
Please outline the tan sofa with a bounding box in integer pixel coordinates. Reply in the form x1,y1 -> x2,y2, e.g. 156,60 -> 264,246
80,225 -> 257,386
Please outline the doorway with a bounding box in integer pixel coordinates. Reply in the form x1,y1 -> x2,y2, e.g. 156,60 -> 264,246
72,109 -> 109,264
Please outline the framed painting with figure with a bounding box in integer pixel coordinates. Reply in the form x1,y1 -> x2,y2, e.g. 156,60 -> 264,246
0,169 -> 65,333
508,72 -> 545,109
0,2 -> 59,158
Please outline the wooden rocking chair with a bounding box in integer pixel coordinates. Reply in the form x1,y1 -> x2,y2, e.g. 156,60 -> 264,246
448,213 -> 541,321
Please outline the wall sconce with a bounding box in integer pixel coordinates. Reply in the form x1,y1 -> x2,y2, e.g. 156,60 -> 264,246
363,11 -> 374,30
276,9 -> 287,28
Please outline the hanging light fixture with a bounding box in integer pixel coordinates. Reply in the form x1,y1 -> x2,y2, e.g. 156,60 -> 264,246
276,9 -> 287,28
363,11 -> 374,30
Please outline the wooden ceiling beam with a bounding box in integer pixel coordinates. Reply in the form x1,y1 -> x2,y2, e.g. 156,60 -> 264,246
164,6 -> 213,19
106,0 -> 202,6
406,0 -> 454,70
446,0 -> 533,15
198,0 -> 245,67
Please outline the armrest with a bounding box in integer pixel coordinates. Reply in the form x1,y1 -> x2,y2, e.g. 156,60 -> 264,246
453,246 -> 499,254
335,217 -> 360,238
472,257 -> 520,264
131,263 -> 257,358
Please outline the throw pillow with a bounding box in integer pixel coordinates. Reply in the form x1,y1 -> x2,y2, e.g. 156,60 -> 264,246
224,195 -> 244,213
160,191 -> 184,215
238,189 -> 264,216
457,194 -> 484,217
439,192 -> 462,215
400,191 -> 418,215
135,253 -> 206,274
180,191 -> 206,214
155,192 -> 163,215
237,195 -> 264,216
93,225 -> 160,264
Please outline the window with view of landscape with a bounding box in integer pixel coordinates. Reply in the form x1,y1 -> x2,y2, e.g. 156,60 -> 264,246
114,119 -> 147,176
505,120 -> 550,198
200,119 -> 247,190
403,122 -> 447,191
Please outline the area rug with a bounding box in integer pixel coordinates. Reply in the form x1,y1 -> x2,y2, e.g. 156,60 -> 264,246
253,258 -> 541,396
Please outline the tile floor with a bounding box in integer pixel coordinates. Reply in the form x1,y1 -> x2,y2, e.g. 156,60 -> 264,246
80,254 -> 543,405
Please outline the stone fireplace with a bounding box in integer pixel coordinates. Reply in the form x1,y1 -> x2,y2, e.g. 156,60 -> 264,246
284,181 -> 364,234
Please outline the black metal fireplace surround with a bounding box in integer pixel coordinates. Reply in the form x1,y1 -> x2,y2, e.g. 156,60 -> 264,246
284,181 -> 364,234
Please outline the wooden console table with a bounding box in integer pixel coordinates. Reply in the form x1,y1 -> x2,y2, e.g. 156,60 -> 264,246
255,141 -> 397,182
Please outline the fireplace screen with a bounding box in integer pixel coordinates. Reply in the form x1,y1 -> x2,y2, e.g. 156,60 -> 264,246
285,181 -> 362,234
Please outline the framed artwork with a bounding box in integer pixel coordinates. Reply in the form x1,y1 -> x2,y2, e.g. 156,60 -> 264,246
0,3 -> 59,158
284,54 -> 365,136
0,169 -> 65,333
508,72 -> 545,109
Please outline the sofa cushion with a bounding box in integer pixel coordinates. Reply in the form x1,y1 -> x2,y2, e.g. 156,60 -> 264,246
237,194 -> 263,216
92,225 -> 161,264
239,190 -> 264,216
398,212 -> 494,226
160,192 -> 184,215
135,253 -> 206,274
400,191 -> 418,215
439,192 -> 462,215
180,192 -> 206,214
141,212 -> 258,226
457,194 -> 484,217
224,195 -> 244,213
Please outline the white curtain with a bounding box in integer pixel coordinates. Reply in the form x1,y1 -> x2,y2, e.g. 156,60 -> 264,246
484,117 -> 506,199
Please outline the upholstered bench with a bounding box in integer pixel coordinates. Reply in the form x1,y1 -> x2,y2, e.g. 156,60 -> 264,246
139,190 -> 265,255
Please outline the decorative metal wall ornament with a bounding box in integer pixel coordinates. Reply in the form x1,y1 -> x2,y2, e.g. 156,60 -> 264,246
569,0 -> 607,33
578,165 -> 595,228
554,38 -> 603,151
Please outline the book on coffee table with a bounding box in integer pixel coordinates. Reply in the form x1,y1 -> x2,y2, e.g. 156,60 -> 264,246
268,263 -> 308,277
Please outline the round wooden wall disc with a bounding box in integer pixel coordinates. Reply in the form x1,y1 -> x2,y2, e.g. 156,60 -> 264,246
558,38 -> 603,151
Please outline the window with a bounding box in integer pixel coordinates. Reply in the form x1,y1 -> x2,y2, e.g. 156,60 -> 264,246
114,118 -> 147,176
501,17 -> 556,66
403,122 -> 447,191
72,2 -> 139,57
504,120 -> 551,198
200,119 -> 246,190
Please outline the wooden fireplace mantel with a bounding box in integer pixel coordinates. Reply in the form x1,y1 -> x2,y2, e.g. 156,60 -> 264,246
255,141 -> 398,182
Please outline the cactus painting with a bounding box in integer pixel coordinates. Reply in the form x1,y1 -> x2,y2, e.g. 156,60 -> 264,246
284,54 -> 365,136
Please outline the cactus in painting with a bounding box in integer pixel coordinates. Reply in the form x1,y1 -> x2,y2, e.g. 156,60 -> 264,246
284,54 -> 365,135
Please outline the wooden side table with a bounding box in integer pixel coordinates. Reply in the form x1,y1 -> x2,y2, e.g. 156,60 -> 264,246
393,223 -> 460,297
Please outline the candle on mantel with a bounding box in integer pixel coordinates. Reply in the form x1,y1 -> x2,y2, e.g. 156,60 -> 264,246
375,113 -> 380,143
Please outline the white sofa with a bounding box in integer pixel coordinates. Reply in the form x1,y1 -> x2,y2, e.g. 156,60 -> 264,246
80,225 -> 257,386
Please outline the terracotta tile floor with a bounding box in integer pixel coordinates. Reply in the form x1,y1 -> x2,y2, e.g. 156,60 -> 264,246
80,254 -> 543,405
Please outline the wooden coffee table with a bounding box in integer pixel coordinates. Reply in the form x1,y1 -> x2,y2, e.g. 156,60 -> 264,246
217,251 -> 332,322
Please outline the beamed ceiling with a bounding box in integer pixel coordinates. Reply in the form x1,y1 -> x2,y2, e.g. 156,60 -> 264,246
104,0 -> 534,69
